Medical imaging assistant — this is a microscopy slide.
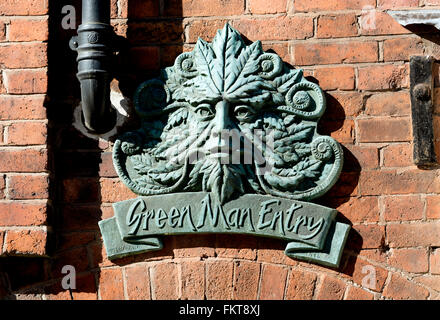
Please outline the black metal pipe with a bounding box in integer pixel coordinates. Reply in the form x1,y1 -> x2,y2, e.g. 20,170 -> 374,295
82,0 -> 110,23
71,0 -> 116,133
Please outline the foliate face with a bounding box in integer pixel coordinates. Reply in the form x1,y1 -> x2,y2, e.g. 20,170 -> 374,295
113,24 -> 343,204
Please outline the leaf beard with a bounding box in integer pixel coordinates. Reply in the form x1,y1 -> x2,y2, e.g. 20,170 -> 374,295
198,159 -> 246,204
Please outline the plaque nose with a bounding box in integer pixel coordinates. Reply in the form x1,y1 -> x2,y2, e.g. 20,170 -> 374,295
212,100 -> 233,138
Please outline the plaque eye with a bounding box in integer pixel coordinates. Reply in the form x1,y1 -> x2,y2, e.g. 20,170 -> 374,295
234,105 -> 256,122
194,104 -> 214,120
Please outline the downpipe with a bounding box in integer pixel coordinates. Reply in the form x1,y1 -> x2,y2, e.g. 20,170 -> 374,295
70,0 -> 117,134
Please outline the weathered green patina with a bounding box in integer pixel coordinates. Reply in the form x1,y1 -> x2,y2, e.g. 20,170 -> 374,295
100,24 -> 350,268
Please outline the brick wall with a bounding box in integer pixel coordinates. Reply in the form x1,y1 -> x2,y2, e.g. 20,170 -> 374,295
0,0 -> 440,300
0,0 -> 50,261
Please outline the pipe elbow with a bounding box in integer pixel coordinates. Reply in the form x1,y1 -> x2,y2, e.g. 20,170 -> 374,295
79,74 -> 116,133
71,0 -> 116,134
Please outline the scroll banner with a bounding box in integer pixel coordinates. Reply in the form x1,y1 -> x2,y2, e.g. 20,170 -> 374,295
99,192 -> 350,268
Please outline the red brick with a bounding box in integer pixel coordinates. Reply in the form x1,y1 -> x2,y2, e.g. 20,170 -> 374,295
72,273 -> 97,300
263,43 -> 291,66
388,248 -> 429,273
315,66 -> 355,90
383,273 -> 429,299
8,174 -> 49,199
344,257 -> 388,291
233,17 -> 313,42
120,0 -> 160,18
125,264 -> 151,300
0,0 -> 48,15
336,197 -> 379,223
295,0 -> 375,12
422,0 -> 440,4
317,14 -> 358,39
435,119 -> 440,157
357,64 -> 409,90
58,231 -> 95,251
365,91 -> 410,116
0,43 -> 47,69
51,246 -> 89,279
248,0 -> 286,14
426,196 -> 440,219
181,260 -> 205,300
349,224 -> 385,250
0,175 -> 4,199
128,21 -> 184,45
0,95 -> 46,120
161,46 -> 184,68
430,248 -> 440,274
206,260 -> 233,299
316,275 -> 346,300
383,195 -> 424,221
0,202 -> 46,226
233,260 -> 260,299
0,231 -> 4,254
187,17 -> 313,43
358,118 -> 410,143
345,286 -> 374,300
285,269 -> 317,300
358,249 -> 388,263
360,169 -> 440,196
110,0 -> 117,18
128,47 -> 160,72
360,11 -> 410,36
44,286 -> 71,300
62,178 -> 100,203
383,37 -> 424,62
7,122 -> 47,145
186,19 -> 228,44
164,0 -> 244,16
434,66 -> 440,89
99,152 -> 117,177
0,21 -> 6,42
256,238 -> 297,266
216,234 -> 256,260
151,262 -> 179,299
173,234 -> 215,258
326,91 -> 364,119
112,21 -> 127,37
326,171 -> 359,198
382,143 -> 411,167
0,73 -> 6,94
4,69 -> 48,94
4,229 -> 46,255
344,145 -> 379,170
413,275 -> 440,292
378,0 -> 419,9
319,119 -> 355,144
99,268 -> 125,300
294,41 -> 378,66
100,178 -> 137,203
387,222 -> 440,247
259,264 -> 288,300
8,18 -> 48,41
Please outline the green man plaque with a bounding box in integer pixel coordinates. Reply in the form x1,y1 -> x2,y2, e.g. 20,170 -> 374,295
99,24 -> 350,268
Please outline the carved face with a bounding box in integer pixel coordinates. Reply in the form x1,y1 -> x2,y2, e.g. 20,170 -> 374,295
114,24 -> 343,204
